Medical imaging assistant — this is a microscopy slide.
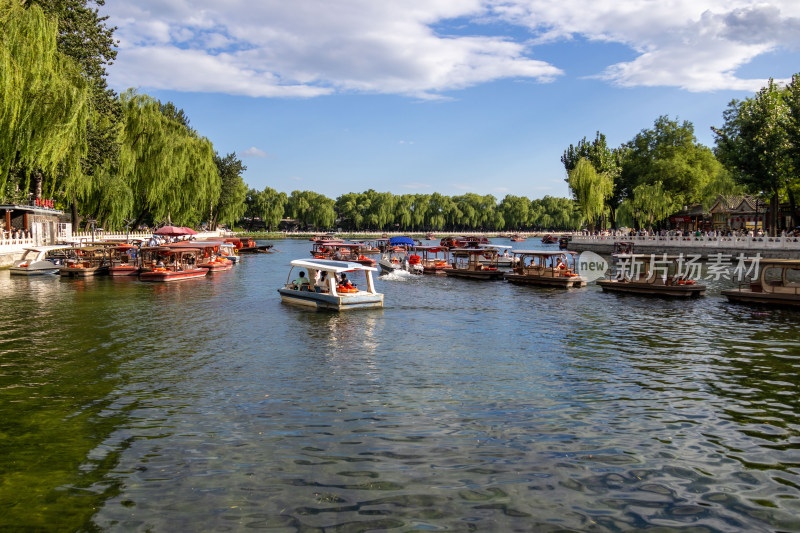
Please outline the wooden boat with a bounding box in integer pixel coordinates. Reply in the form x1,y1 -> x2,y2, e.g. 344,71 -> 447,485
478,245 -> 515,268
425,233 -> 436,240
541,234 -> 559,244
138,246 -> 208,282
612,241 -> 635,256
278,259 -> 383,310
225,237 -> 274,253
59,246 -> 111,277
721,259 -> 800,307
413,245 -> 451,274
504,251 -> 587,288
445,248 -> 504,280
510,234 -> 526,242
108,243 -> 140,276
439,236 -> 488,248
596,254 -> 706,297
170,241 -> 232,272
9,246 -> 69,275
312,243 -> 376,267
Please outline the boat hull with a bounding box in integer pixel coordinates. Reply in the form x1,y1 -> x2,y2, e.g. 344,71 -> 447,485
139,268 -> 208,282
721,288 -> 800,307
505,273 -> 587,288
278,288 -> 383,310
109,265 -> 140,276
597,279 -> 706,297
60,266 -> 108,277
445,269 -> 504,280
10,267 -> 59,276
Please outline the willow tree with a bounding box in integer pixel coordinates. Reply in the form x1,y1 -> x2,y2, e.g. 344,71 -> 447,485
211,152 -> 247,229
0,1 -> 91,198
257,186 -> 287,231
568,157 -> 612,232
631,181 -> 674,229
499,195 -> 531,229
117,91 -> 219,227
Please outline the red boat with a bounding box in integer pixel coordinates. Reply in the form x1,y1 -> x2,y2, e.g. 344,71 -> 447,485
224,237 -> 274,253
439,236 -> 489,248
170,241 -> 233,272
108,243 -> 140,276
139,247 -> 208,282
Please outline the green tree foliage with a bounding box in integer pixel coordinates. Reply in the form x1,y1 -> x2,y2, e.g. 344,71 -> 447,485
567,158 -> 612,232
30,0 -> 122,222
255,186 -> 287,231
530,196 -> 582,230
0,1 -> 91,195
211,152 -> 247,229
561,131 -> 619,175
620,116 -> 725,209
117,91 -> 220,227
498,195 -> 530,229
630,181 -> 675,229
287,190 -> 335,230
713,79 -> 792,234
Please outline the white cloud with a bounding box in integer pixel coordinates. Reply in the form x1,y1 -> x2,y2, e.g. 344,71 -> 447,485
103,0 -> 561,99
102,0 -> 800,98
241,147 -> 271,158
490,0 -> 800,91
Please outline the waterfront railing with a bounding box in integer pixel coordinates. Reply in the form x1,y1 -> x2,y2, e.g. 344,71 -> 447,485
569,233 -> 800,250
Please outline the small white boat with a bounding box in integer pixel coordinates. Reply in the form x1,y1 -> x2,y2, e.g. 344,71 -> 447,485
278,259 -> 383,310
10,246 -> 69,275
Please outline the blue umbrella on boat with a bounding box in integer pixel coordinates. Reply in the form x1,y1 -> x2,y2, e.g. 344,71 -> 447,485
389,236 -> 415,246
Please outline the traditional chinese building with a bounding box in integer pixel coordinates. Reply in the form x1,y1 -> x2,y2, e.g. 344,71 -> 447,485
708,195 -> 766,232
669,204 -> 707,232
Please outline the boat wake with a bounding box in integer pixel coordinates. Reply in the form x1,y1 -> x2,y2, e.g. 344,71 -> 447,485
381,270 -> 416,282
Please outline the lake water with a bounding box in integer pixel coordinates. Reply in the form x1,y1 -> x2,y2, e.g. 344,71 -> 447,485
1,238 -> 799,532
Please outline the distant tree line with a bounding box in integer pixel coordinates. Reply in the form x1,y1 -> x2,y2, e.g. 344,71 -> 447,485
240,189 -> 583,232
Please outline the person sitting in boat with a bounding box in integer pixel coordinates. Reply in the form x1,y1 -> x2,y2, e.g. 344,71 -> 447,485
293,271 -> 310,290
339,272 -> 355,289
556,258 -> 567,270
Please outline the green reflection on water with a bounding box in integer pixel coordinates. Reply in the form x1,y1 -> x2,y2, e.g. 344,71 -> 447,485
0,278 -> 141,531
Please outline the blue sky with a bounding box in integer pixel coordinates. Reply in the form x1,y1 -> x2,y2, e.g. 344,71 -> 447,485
99,0 -> 800,200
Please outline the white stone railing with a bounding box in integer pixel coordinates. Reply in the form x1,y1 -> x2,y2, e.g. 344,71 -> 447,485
569,233 -> 800,250
0,236 -> 36,253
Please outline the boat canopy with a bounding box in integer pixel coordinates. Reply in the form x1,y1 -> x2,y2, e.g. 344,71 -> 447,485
389,236 -> 415,246
512,250 -> 577,256
290,258 -> 378,273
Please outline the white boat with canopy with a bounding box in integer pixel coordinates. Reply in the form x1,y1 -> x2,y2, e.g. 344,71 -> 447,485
278,259 -> 383,310
10,246 -> 71,275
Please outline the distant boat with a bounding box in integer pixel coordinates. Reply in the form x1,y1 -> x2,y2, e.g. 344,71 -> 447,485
541,235 -> 558,244
510,234 -> 526,242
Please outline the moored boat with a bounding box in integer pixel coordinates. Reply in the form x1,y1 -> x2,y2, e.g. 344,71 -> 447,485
9,246 -> 70,275
59,246 -> 110,277
138,246 -> 208,282
541,234 -> 559,244
278,259 -> 383,310
172,241 -> 233,272
596,254 -> 706,297
504,250 -> 587,288
445,248 -> 504,280
721,259 -> 800,307
108,243 -> 140,276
